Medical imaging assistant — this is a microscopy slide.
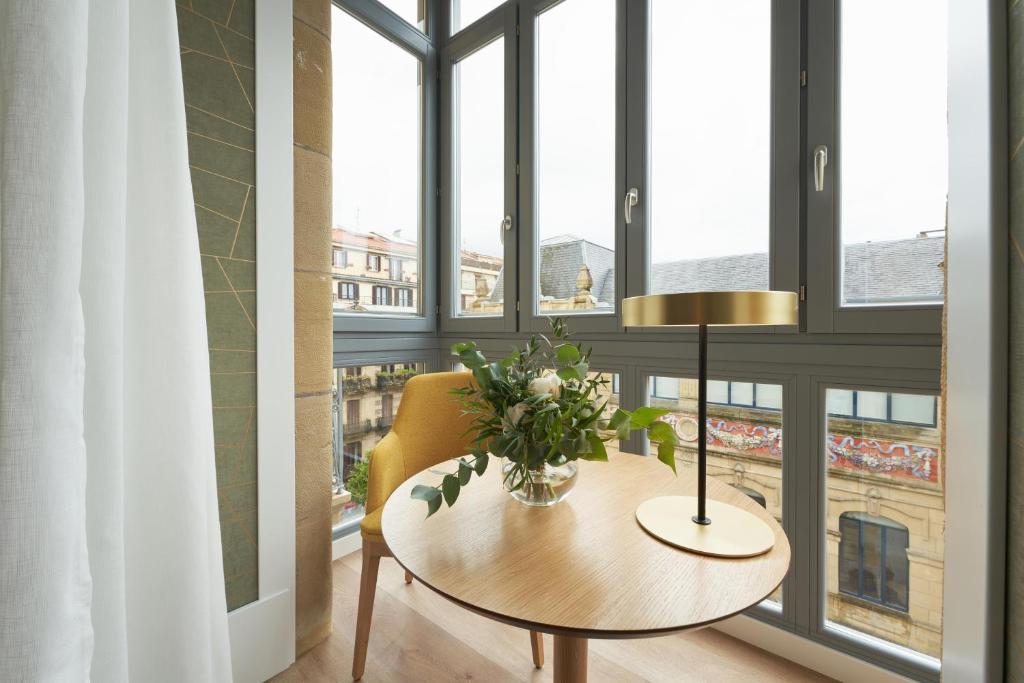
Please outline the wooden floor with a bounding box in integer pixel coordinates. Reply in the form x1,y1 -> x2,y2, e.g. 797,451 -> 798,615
272,550 -> 833,682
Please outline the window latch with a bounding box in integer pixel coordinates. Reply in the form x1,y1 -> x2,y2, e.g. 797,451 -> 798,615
499,215 -> 512,245
813,145 -> 829,192
624,187 -> 639,224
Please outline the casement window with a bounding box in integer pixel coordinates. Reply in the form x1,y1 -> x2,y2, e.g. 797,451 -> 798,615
824,388 -> 943,661
647,373 -> 785,609
339,282 -> 358,301
838,512 -> 910,613
827,390 -> 937,428
396,287 -> 413,308
372,286 -> 392,306
332,361 -> 428,534
708,382 -> 784,412
332,1 -> 435,330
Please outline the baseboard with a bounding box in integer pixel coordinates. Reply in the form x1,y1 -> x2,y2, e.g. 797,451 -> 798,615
332,532 -> 362,561
228,589 -> 295,683
712,615 -> 911,683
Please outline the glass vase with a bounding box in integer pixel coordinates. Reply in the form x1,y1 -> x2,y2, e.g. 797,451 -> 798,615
500,457 -> 578,507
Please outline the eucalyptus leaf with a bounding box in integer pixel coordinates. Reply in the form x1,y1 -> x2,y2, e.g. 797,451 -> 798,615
457,460 -> 473,485
629,406 -> 670,428
442,475 -> 460,506
582,434 -> 609,461
556,343 -> 581,365
657,440 -> 677,473
556,366 -> 581,381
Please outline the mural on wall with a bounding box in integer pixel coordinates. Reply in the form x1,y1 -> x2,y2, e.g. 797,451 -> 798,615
176,0 -> 257,611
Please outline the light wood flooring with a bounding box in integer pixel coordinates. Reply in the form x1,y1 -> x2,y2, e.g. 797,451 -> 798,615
271,550 -> 833,682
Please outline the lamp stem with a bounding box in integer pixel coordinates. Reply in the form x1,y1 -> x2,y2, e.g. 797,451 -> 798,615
693,323 -> 711,525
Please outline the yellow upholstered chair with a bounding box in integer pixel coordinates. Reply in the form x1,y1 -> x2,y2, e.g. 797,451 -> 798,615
352,371 -> 544,680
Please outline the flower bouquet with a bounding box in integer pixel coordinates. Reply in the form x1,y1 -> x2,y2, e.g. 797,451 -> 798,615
411,318 -> 678,516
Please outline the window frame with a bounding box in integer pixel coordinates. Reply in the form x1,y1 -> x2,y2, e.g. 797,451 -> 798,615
332,0 -> 438,334
516,0 -> 626,334
440,2 -> 520,333
331,348 -> 442,540
804,1 -> 945,335
623,0 -> 802,337
813,379 -> 942,677
838,511 -> 910,613
638,366 -> 796,627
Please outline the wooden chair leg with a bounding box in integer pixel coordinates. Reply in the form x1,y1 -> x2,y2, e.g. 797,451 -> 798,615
404,568 -> 413,584
530,630 -> 544,668
352,539 -> 383,680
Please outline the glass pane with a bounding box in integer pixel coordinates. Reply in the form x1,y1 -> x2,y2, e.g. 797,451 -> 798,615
707,380 -> 730,405
652,376 -> 680,400
378,0 -> 426,31
649,1 -> 771,294
450,0 -> 504,34
535,0 -> 616,314
891,393 -> 936,426
730,382 -> 754,407
756,383 -> 783,410
825,389 -> 943,660
827,389 -> 854,416
884,527 -> 911,610
332,8 -> 422,317
649,376 -> 784,605
855,391 -> 888,421
333,362 -> 427,531
839,0 -> 947,306
453,38 -> 505,317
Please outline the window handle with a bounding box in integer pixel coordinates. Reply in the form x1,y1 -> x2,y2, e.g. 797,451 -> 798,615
813,145 -> 829,192
624,187 -> 639,224
499,214 -> 512,245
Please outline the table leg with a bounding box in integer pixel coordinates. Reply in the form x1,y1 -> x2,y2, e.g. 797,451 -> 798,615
552,635 -> 588,683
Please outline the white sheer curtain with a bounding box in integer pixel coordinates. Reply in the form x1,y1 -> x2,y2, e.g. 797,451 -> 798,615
0,2 -> 232,681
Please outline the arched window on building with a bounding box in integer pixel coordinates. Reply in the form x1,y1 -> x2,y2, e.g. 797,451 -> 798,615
838,512 -> 909,612
731,484 -> 767,509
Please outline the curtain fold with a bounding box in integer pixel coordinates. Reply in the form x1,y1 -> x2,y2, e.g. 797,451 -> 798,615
1,2 -> 232,680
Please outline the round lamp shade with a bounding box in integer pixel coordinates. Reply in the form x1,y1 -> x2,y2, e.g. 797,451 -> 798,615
622,291 -> 798,327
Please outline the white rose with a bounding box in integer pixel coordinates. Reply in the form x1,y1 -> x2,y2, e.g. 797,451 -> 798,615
507,402 -> 529,426
528,373 -> 562,398
528,377 -> 550,397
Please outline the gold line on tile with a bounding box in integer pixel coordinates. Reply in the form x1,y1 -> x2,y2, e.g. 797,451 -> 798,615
215,256 -> 256,329
188,130 -> 255,153
230,185 -> 253,257
186,103 -> 255,132
215,26 -> 254,113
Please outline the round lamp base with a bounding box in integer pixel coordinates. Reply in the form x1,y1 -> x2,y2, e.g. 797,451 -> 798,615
635,496 -> 775,558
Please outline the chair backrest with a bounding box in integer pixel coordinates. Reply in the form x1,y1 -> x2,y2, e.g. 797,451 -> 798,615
391,370 -> 477,479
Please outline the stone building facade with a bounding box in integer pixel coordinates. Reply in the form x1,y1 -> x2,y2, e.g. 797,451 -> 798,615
650,378 -> 943,658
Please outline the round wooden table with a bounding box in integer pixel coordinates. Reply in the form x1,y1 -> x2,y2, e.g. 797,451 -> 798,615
381,450 -> 790,682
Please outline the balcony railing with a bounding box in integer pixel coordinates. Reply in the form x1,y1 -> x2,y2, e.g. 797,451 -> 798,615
342,375 -> 373,396
376,370 -> 418,391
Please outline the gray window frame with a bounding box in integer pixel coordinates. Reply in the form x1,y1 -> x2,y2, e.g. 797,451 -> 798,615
332,0 -> 439,334
323,0 -> 961,678
804,1 -> 944,335
440,2 -> 519,333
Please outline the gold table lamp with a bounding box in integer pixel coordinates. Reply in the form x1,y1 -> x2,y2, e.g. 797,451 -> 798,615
623,291 -> 798,558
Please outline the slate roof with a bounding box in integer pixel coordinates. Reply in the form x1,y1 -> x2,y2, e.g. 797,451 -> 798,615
489,235 -> 944,306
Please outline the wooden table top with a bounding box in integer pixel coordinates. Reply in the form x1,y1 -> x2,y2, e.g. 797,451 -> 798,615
381,448 -> 790,640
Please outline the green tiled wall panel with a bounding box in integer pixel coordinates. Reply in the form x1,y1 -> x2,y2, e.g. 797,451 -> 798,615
176,0 -> 258,611
1009,0 -> 1024,678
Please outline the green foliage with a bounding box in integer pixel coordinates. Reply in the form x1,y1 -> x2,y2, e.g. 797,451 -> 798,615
411,318 -> 678,517
345,450 -> 372,506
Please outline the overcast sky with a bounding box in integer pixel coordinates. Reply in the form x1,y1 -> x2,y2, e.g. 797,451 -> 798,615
331,0 -> 947,264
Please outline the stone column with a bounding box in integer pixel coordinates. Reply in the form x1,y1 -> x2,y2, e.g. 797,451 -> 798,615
293,0 -> 334,656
